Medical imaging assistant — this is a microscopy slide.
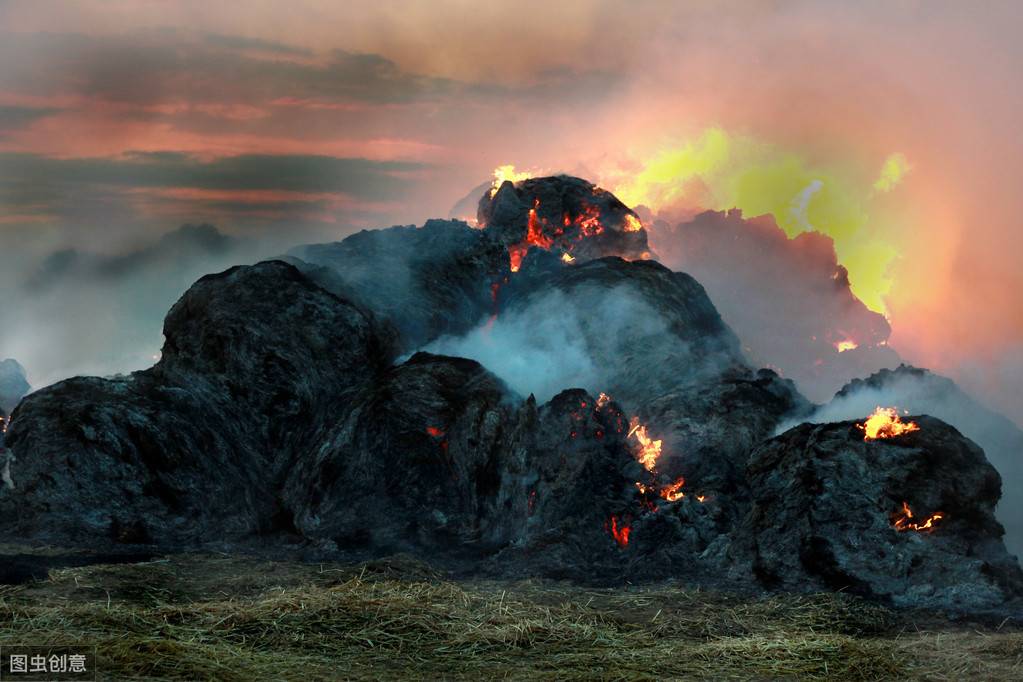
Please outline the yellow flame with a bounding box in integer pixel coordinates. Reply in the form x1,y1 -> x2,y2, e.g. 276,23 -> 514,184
623,214 -> 644,232
858,406 -> 920,441
628,416 -> 662,472
492,164 -> 532,189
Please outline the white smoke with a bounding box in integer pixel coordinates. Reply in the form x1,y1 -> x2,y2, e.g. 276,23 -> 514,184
789,179 -> 823,233
425,285 -> 673,404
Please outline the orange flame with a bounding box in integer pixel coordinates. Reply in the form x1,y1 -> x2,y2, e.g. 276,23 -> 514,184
606,515 -> 631,547
660,477 -> 686,502
857,406 -> 920,441
573,204 -> 603,237
596,392 -> 612,409
561,252 -> 575,263
834,339 -> 858,352
628,416 -> 662,472
508,198 -> 555,272
891,501 -> 944,533
623,214 -> 644,232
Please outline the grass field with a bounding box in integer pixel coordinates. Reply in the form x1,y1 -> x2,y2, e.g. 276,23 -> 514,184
0,553 -> 1019,680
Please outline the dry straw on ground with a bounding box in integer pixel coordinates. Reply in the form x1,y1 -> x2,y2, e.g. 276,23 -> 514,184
0,554 -> 1019,680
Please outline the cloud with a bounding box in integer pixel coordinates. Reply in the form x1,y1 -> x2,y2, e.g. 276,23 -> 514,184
201,32 -> 314,57
0,151 -> 424,233
0,152 -> 423,196
0,105 -> 61,133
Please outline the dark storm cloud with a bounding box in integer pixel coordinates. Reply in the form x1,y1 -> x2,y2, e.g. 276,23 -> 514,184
0,31 -> 460,106
0,106 -> 62,133
0,152 -> 425,200
0,30 -> 620,111
201,32 -> 315,57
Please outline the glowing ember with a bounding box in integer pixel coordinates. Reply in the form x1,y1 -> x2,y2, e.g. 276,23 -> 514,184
508,199 -> 554,272
659,477 -> 686,502
696,495 -> 706,503
892,501 -> 944,533
561,252 -> 575,263
573,204 -> 603,237
606,515 -> 631,547
596,392 -> 612,409
628,416 -> 663,472
834,339 -> 859,352
623,214 -> 644,232
425,426 -> 445,437
857,406 -> 920,441
1,415 -> 9,436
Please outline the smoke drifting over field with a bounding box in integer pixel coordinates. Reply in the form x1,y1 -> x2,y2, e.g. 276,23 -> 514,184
0,225 -> 286,389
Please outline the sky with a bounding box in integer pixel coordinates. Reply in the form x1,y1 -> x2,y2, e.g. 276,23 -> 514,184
0,0 -> 1021,421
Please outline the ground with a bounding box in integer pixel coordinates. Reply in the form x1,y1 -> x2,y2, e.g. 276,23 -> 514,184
0,552 -> 1020,680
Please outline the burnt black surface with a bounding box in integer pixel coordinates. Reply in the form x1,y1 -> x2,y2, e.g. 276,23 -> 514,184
731,417 -> 1023,610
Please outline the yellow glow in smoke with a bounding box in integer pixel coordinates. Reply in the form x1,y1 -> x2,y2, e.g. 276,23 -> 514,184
613,129 -> 906,314
873,153 -> 911,192
615,128 -> 731,209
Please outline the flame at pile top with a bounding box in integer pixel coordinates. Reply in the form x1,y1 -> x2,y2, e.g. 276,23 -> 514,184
490,164 -> 532,196
892,501 -> 944,533
480,175 -> 650,272
834,339 -> 858,353
857,406 -> 920,441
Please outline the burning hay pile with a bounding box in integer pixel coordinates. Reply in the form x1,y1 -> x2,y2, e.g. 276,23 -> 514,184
0,175 -> 1020,615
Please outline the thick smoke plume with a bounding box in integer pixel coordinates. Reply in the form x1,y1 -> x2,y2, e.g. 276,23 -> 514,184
641,208 -> 900,403
0,224 -> 285,390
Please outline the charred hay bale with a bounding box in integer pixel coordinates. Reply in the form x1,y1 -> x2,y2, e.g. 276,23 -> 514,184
1,261 -> 392,548
641,367 -> 812,507
733,416 -> 1023,610
479,175 -> 650,266
282,352 -> 523,556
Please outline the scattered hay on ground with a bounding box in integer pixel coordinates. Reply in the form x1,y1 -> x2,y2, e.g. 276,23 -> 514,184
0,553 -> 1018,680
